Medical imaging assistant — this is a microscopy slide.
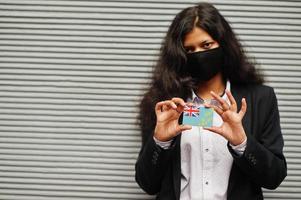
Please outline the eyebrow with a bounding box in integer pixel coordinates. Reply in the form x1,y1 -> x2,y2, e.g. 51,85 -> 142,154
183,40 -> 213,48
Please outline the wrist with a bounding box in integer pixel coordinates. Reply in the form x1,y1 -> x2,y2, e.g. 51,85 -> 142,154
229,123 -> 247,145
230,133 -> 246,146
154,133 -> 172,142
154,126 -> 168,142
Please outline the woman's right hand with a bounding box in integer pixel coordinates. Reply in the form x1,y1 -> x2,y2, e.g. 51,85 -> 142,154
154,97 -> 192,142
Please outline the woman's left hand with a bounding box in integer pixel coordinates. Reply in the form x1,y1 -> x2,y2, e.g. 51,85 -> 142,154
204,90 -> 247,146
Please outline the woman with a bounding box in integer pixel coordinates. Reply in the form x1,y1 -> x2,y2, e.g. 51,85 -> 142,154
135,2 -> 287,200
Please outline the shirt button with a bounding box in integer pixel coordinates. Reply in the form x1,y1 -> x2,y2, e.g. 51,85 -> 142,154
205,148 -> 209,152
205,181 -> 208,185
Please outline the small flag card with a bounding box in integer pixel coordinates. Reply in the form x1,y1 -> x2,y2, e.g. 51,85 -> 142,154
182,104 -> 213,127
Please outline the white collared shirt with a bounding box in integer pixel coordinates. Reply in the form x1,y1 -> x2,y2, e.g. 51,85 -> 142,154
180,81 -> 233,200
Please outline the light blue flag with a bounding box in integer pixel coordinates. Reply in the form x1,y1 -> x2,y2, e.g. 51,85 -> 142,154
182,105 -> 213,127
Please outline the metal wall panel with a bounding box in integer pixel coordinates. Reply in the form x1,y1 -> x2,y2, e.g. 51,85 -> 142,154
0,0 -> 300,199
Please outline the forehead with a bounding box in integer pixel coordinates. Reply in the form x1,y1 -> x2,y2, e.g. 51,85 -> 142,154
183,26 -> 213,47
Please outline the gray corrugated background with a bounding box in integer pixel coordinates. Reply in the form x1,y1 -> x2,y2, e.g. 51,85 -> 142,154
0,0 -> 300,199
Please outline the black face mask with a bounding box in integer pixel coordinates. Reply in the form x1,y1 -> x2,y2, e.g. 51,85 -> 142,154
185,47 -> 224,81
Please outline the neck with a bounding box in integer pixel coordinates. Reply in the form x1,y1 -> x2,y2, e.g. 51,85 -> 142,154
195,73 -> 226,100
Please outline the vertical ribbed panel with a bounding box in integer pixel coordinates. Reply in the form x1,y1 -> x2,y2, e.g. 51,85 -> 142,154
0,0 -> 300,199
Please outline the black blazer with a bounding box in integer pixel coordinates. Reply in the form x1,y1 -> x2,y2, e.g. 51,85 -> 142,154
135,84 -> 287,200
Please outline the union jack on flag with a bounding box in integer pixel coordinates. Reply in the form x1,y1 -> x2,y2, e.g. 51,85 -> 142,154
184,105 -> 200,118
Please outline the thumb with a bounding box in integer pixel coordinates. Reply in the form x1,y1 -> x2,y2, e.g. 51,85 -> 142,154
204,126 -> 224,137
176,124 -> 192,133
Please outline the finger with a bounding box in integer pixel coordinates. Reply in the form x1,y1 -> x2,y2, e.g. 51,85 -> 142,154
171,97 -> 186,114
176,124 -> 192,133
203,103 -> 211,108
155,101 -> 164,115
175,104 -> 185,114
210,104 -> 223,116
168,100 -> 177,109
186,102 -> 194,107
210,91 -> 230,111
204,126 -> 225,137
171,97 -> 186,107
155,100 -> 177,115
238,98 -> 247,118
161,104 -> 170,112
225,90 -> 237,112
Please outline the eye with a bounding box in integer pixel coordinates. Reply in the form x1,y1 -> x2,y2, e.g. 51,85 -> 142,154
202,42 -> 213,49
185,47 -> 194,53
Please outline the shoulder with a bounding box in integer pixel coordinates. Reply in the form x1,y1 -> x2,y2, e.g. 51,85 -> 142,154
231,83 -> 278,114
250,84 -> 277,104
249,84 -> 274,94
237,85 -> 279,120
232,83 -> 276,100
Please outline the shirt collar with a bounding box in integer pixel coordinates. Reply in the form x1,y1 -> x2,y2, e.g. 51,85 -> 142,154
191,80 -> 231,104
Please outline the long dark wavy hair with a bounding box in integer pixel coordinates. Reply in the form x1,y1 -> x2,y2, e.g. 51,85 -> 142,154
138,2 -> 264,145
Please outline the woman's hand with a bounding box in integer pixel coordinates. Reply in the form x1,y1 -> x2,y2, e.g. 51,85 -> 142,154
154,98 -> 192,142
205,90 -> 247,146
